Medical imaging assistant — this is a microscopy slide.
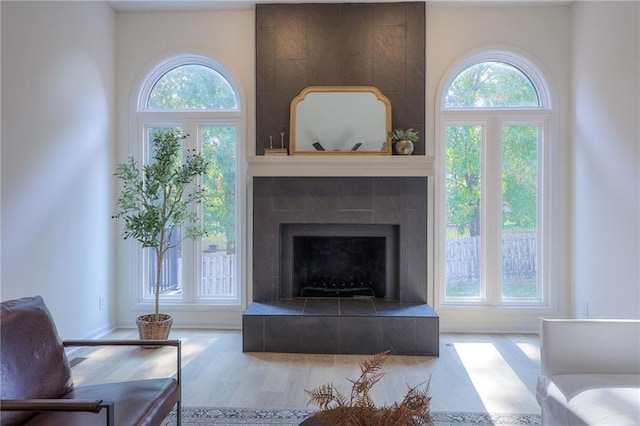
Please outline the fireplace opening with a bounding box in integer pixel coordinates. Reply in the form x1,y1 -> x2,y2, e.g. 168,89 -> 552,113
280,224 -> 399,300
294,236 -> 386,298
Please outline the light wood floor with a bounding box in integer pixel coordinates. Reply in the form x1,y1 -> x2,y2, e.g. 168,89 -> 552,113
70,329 -> 541,415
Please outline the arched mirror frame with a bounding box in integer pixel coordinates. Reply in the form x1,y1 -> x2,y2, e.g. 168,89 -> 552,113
289,86 -> 392,155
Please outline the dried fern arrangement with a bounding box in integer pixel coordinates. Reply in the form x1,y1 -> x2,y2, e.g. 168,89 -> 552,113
305,351 -> 433,426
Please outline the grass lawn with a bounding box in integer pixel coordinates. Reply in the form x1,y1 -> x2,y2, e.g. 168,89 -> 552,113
446,279 -> 536,298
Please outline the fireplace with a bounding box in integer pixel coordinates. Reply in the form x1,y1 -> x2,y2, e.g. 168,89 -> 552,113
243,177 -> 439,356
281,224 -> 399,300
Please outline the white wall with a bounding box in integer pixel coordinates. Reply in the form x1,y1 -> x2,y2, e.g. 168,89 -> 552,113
115,10 -> 255,328
1,2 -> 116,338
572,2 -> 640,319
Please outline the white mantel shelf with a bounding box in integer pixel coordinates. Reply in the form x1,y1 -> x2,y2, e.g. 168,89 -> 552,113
246,155 -> 434,177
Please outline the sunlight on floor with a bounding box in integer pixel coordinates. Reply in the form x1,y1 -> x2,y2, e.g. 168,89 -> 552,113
453,342 -> 539,413
70,336 -> 219,386
515,342 -> 540,364
69,330 -> 542,413
181,336 -> 219,362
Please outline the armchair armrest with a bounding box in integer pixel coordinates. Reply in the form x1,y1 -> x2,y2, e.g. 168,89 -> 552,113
63,339 -> 181,348
1,399 -> 114,426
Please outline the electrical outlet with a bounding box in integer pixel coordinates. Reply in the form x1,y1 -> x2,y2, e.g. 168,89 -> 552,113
99,296 -> 105,311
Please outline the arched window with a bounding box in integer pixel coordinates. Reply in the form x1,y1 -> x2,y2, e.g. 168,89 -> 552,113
437,50 -> 552,312
136,54 -> 242,306
444,61 -> 538,108
147,64 -> 238,110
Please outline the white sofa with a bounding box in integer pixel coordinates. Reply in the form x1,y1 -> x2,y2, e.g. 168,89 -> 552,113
537,319 -> 640,425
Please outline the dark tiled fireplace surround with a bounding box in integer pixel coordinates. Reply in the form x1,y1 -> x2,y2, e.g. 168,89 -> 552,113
242,177 -> 439,356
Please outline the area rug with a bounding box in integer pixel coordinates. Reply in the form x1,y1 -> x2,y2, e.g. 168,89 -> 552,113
161,407 -> 541,426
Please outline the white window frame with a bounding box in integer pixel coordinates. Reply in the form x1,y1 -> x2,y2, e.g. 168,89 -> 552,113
435,48 -> 557,318
131,53 -> 245,308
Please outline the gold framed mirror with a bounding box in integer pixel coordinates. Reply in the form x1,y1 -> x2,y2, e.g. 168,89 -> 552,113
289,86 -> 392,155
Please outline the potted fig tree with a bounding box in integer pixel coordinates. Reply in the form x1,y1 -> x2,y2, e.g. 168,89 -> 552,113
113,130 -> 208,340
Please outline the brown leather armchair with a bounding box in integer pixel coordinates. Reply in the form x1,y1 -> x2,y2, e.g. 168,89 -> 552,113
0,296 -> 181,426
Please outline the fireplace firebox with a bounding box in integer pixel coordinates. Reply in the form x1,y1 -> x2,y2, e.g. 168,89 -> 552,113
281,224 -> 399,300
294,236 -> 384,298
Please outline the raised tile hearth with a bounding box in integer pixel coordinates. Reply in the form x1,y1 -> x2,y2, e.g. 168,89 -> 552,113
243,299 -> 439,356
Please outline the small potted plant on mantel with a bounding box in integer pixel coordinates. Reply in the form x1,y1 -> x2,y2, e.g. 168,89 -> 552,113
389,128 -> 419,155
113,130 -> 209,341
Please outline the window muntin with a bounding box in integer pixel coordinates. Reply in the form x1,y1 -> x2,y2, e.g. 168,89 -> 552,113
147,64 -> 239,110
444,62 -> 538,109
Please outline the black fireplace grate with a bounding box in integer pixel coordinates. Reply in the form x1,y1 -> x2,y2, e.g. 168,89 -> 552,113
293,235 -> 386,298
299,280 -> 376,298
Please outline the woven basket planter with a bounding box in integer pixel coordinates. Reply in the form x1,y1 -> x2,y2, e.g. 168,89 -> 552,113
136,314 -> 173,341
